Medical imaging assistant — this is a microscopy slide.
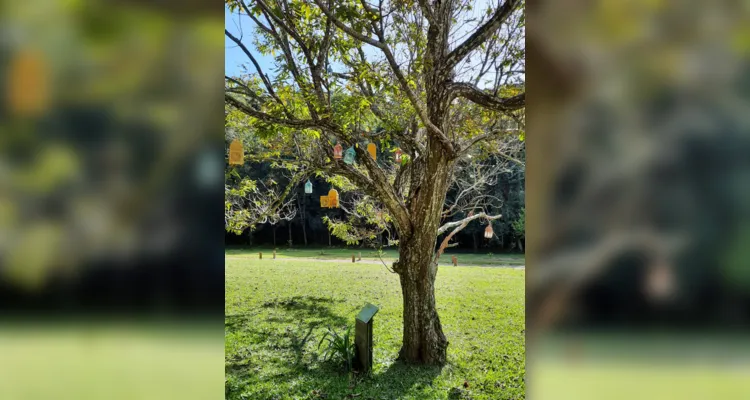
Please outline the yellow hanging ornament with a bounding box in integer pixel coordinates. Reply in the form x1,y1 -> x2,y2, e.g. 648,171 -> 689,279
229,139 -> 244,165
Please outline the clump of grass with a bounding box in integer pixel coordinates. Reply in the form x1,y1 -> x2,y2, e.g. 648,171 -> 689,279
318,325 -> 356,372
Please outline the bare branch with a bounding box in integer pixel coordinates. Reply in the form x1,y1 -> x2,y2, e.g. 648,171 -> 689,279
437,212 -> 502,236
444,0 -> 521,68
225,28 -> 294,118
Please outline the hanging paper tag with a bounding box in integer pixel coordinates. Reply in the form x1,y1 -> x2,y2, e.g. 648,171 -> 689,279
229,140 -> 244,165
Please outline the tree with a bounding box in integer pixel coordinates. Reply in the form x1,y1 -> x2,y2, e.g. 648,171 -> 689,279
225,0 -> 525,364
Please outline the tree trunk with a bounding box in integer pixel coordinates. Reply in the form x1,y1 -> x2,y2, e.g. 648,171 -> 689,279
396,237 -> 449,364
302,204 -> 308,246
394,140 -> 454,365
297,194 -> 308,246
288,222 -> 292,247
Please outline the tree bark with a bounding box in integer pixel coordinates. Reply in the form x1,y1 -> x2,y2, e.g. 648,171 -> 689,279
396,238 -> 449,364
301,203 -> 308,246
395,140 -> 454,364
288,221 -> 292,247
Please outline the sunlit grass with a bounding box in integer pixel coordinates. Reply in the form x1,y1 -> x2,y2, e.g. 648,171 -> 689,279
530,333 -> 750,400
225,257 -> 525,400
0,322 -> 223,400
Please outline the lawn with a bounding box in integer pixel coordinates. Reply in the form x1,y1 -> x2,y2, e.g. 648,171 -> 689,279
530,333 -> 750,400
225,246 -> 526,267
0,321 -> 223,400
225,256 -> 525,400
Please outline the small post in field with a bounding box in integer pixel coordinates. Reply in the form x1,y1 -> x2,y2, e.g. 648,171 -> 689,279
451,255 -> 457,266
273,249 -> 276,259
352,254 -> 356,263
354,303 -> 379,373
259,252 -> 262,260
358,252 -> 362,261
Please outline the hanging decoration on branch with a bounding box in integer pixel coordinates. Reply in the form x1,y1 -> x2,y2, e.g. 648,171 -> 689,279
305,179 -> 313,194
394,148 -> 402,163
229,139 -> 244,165
367,142 -> 377,160
344,146 -> 356,164
333,143 -> 343,159
327,189 -> 339,208
484,223 -> 494,239
319,189 -> 340,208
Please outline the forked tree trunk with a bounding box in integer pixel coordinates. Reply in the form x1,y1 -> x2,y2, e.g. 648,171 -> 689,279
395,140 -> 454,364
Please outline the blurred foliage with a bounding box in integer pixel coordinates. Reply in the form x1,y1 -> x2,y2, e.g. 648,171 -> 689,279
0,0 -> 223,290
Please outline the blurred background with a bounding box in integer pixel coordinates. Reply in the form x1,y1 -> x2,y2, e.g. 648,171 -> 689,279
0,0 -> 224,399
526,0 -> 750,399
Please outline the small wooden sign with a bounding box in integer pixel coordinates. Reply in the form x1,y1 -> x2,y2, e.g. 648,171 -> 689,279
367,143 -> 377,160
355,303 -> 379,372
229,140 -> 244,165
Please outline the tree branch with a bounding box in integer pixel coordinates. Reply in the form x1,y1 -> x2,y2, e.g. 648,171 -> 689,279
444,0 -> 520,68
312,0 -> 455,157
417,0 -> 434,22
434,212 -> 501,263
437,212 -> 501,236
448,82 -> 525,112
311,0 -> 383,47
225,28 -> 294,118
226,93 -> 322,130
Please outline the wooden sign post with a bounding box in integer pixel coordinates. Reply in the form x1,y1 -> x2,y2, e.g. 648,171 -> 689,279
358,252 -> 362,261
352,254 -> 356,263
273,249 -> 276,259
259,252 -> 263,260
355,303 -> 379,373
451,256 -> 457,266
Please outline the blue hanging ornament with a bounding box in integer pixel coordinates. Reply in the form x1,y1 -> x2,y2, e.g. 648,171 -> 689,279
304,179 -> 313,194
344,146 -> 356,164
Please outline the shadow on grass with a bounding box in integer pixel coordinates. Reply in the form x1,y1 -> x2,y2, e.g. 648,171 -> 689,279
225,296 -> 347,374
226,296 -> 447,399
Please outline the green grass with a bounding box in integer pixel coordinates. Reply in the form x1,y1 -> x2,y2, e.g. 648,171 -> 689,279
225,246 -> 525,267
225,256 -> 525,400
531,333 -> 750,400
0,322 -> 223,400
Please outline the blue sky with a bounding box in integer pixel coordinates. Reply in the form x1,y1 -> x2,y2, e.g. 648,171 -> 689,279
225,6 -> 274,78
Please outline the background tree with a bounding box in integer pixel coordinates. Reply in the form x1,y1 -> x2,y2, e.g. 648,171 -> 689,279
225,0 -> 525,364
